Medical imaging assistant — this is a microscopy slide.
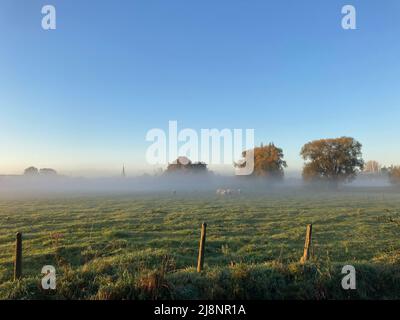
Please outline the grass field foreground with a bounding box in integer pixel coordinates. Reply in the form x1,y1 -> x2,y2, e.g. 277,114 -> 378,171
0,187 -> 399,299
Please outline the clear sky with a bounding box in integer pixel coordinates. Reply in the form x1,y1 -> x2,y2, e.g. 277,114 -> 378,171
1,0 -> 399,176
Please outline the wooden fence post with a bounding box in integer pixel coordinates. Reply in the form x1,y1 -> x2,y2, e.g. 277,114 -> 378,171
14,232 -> 22,280
300,224 -> 312,264
197,222 -> 207,272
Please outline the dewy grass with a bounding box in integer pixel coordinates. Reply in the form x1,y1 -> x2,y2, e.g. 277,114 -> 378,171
0,187 -> 399,299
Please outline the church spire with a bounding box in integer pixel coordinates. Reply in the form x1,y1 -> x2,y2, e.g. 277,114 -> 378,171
122,164 -> 126,177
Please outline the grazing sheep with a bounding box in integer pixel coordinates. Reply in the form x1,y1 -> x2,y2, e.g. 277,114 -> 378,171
216,188 -> 242,196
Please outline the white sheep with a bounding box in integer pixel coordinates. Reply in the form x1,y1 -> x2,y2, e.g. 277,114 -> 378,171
216,188 -> 242,196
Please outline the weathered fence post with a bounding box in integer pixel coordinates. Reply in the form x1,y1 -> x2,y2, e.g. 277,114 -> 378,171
197,222 -> 207,272
14,232 -> 22,280
300,224 -> 312,264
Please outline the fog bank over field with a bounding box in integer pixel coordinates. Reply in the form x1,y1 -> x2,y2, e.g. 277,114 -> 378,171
0,173 -> 393,199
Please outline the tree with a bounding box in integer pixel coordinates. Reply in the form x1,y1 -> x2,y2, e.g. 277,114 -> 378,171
300,137 -> 364,187
388,166 -> 400,185
364,160 -> 381,174
235,143 -> 287,179
165,156 -> 208,175
39,168 -> 58,175
24,166 -> 39,175
381,166 -> 390,175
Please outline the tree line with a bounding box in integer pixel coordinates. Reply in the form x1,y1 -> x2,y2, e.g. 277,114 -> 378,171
241,137 -> 400,187
166,137 -> 400,187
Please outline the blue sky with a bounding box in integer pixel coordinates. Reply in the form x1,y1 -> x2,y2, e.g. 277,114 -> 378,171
1,0 -> 399,176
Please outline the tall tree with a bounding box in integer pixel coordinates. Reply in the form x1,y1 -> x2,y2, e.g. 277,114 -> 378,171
236,143 -> 287,179
300,137 -> 364,187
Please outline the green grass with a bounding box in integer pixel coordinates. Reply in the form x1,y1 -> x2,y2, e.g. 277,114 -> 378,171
0,187 -> 399,299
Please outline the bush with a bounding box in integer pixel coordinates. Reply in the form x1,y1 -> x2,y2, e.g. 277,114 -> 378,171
389,166 -> 400,185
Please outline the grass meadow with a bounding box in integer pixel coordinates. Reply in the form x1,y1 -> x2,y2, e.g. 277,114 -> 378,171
0,187 -> 399,299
